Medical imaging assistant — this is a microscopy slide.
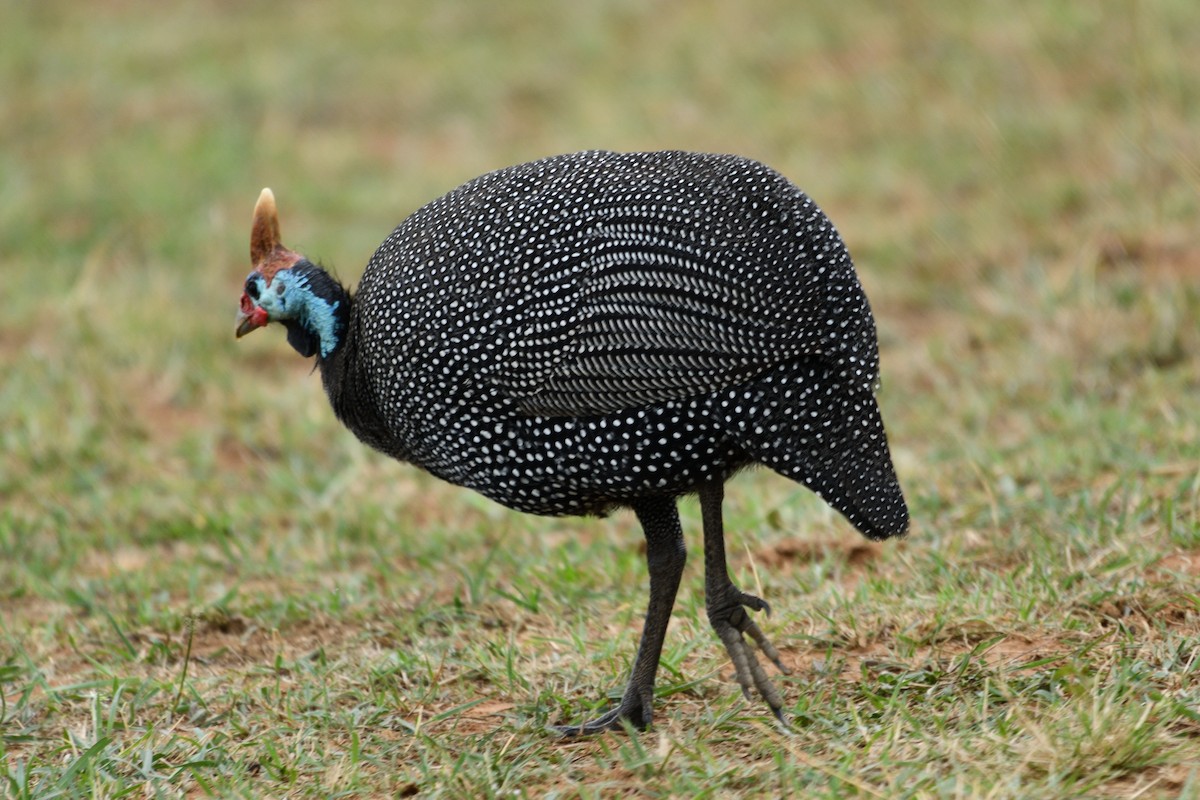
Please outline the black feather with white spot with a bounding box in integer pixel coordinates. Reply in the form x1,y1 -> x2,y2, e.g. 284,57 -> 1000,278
317,150 -> 907,538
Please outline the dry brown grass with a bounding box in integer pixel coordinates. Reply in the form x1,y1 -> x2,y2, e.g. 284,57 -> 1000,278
3,0 -> 1200,797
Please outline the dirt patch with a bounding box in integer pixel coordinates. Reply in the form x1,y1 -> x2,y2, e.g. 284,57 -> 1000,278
755,538 -> 883,570
184,615 -> 301,668
236,347 -> 320,379
980,633 -> 1075,670
0,326 -> 35,365
1097,232 -> 1200,281
121,367 -> 210,446
1099,598 -> 1200,634
1,611 -> 381,743
785,631 -> 1076,684
215,435 -> 266,473
435,699 -> 518,735
0,596 -> 74,630
749,537 -> 886,591
1094,763 -> 1196,799
80,545 -> 154,578
1153,550 -> 1200,577
78,612 -> 375,689
117,364 -> 278,478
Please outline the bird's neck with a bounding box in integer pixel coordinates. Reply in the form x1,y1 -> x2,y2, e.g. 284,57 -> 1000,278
303,275 -> 395,455
279,264 -> 352,361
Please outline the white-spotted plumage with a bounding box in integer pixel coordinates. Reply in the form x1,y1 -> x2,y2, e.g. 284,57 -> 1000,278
327,150 -> 907,538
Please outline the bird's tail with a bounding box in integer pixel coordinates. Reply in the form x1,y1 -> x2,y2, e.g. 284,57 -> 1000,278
730,377 -> 909,540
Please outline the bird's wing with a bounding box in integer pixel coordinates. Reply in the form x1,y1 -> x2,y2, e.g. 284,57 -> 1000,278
479,226 -> 832,417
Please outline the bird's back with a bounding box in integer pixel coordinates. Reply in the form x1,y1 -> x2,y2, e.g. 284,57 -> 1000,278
343,151 -> 906,536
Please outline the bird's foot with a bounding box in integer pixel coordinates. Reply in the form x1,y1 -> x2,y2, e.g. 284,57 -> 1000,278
550,680 -> 653,737
707,585 -> 791,723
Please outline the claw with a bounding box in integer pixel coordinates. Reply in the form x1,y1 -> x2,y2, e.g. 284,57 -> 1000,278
552,682 -> 653,737
731,589 -> 773,618
551,707 -> 627,737
737,590 -> 771,615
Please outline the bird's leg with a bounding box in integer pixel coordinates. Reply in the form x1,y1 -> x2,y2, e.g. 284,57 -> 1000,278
699,480 -> 791,723
554,497 -> 686,736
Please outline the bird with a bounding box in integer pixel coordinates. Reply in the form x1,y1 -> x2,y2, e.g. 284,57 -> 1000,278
235,150 -> 908,735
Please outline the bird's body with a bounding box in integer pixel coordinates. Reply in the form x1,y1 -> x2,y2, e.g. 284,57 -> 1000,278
237,150 -> 908,734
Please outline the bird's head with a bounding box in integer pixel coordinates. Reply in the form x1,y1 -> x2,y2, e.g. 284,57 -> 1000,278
236,188 -> 345,359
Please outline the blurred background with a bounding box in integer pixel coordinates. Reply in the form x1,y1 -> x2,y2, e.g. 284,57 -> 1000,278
7,2 -> 1195,293
2,0 -> 1198,792
4,0 -> 1196,532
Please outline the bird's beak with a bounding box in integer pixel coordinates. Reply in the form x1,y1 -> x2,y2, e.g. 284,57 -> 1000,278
236,292 -> 269,338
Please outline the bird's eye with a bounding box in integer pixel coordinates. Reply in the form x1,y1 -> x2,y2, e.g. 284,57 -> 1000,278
245,276 -> 260,301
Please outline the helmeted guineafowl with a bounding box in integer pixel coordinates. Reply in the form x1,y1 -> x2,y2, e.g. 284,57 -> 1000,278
235,150 -> 908,735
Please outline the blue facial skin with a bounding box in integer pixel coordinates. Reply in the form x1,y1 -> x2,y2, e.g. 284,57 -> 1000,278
250,269 -> 342,358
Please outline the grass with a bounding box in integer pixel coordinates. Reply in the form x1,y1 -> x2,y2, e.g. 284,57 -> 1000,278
2,0 -> 1199,796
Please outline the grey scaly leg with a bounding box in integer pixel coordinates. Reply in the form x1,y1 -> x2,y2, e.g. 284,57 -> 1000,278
699,480 -> 791,722
554,496 -> 686,735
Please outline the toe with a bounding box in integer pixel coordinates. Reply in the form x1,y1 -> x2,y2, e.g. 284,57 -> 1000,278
552,688 -> 652,737
738,592 -> 772,616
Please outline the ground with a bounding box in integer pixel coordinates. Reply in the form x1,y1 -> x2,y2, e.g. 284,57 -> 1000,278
2,1 -> 1199,797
